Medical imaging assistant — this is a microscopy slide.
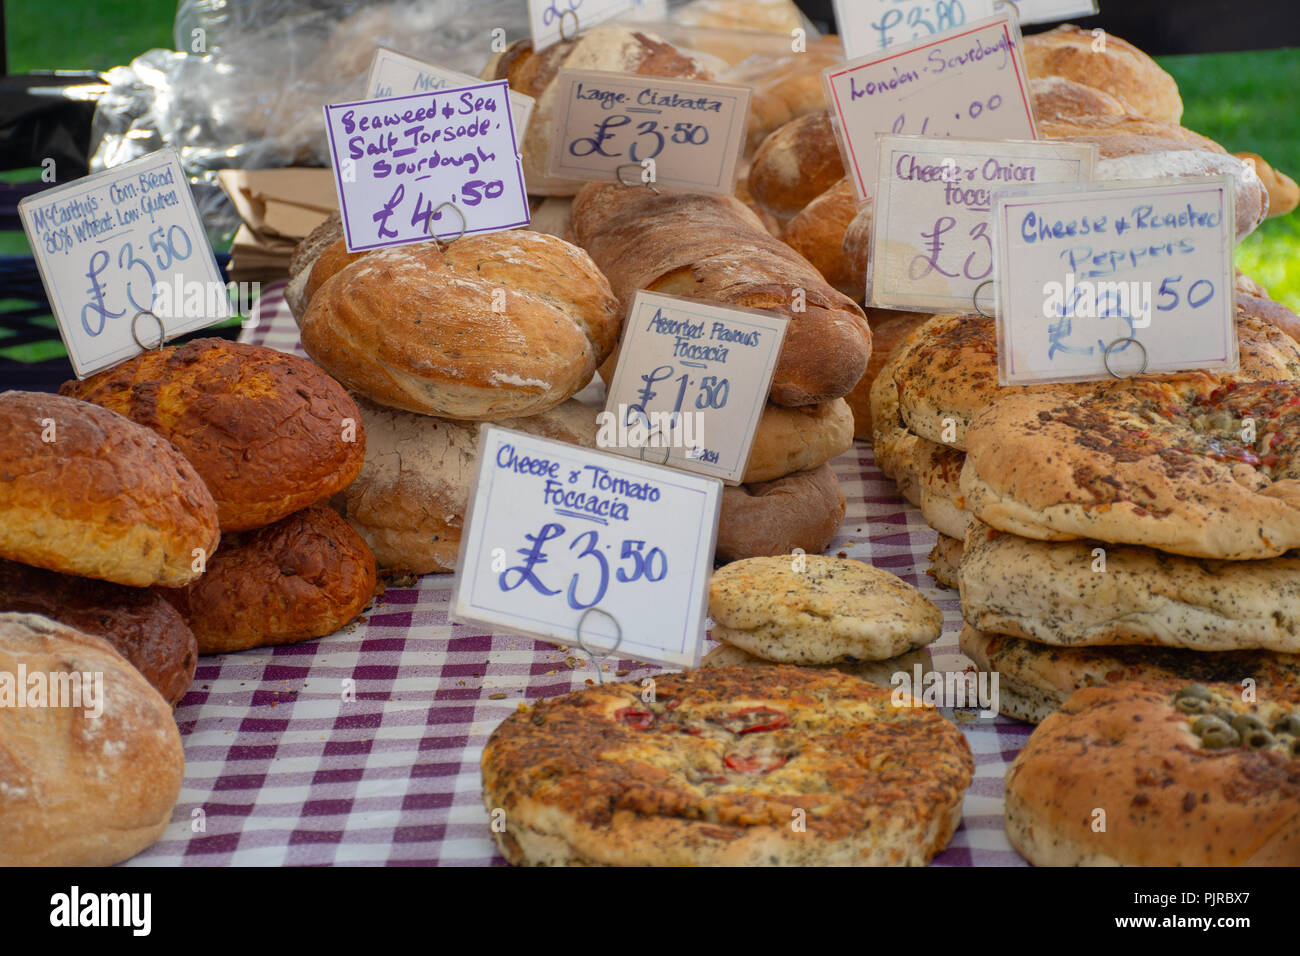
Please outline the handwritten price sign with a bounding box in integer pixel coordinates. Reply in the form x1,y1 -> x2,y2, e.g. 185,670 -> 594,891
823,12 -> 1038,204
323,80 -> 529,252
366,48 -> 535,143
870,136 -> 1095,312
602,292 -> 788,483
834,0 -> 995,59
993,178 -> 1237,385
1010,0 -> 1099,25
452,427 -> 721,669
528,0 -> 638,52
19,150 -> 228,378
546,69 -> 751,195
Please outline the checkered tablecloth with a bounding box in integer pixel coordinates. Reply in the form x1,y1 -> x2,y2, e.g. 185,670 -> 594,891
126,280 -> 1032,866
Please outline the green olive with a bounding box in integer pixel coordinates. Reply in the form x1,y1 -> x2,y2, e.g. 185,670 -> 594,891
1231,713 -> 1266,735
1193,715 -> 1230,736
1244,729 -> 1274,750
1175,683 -> 1213,701
1201,725 -> 1241,749
1213,707 -> 1237,724
1272,713 -> 1300,736
1175,697 -> 1209,714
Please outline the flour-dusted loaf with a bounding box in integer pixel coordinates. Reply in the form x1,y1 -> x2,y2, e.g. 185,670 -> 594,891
342,396 -> 599,575
1024,24 -> 1183,124
1005,680 -> 1300,864
482,27 -> 717,196
286,211 -> 344,323
780,178 -> 863,299
959,521 -> 1300,652
0,559 -> 196,707
572,183 -> 871,406
62,339 -> 364,533
749,113 -> 845,221
1237,151 -> 1300,218
961,625 -> 1300,725
300,233 -> 620,421
482,666 -> 973,865
0,612 -> 185,866
162,504 -> 376,653
0,391 -> 219,587
709,555 -> 942,664
717,463 -> 845,562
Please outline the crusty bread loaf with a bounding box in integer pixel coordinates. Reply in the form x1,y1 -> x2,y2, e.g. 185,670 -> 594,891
734,162 -> 783,236
717,463 -> 844,561
62,339 -> 365,533
849,310 -> 925,441
726,39 -> 843,154
343,397 -> 598,574
300,233 -> 620,421
1024,24 -> 1183,124
0,559 -> 196,707
841,200 -> 873,301
572,183 -> 871,406
675,0 -> 805,33
743,399 -> 853,483
749,113 -> 845,221
162,505 -> 376,653
0,391 -> 219,588
287,212 -> 344,324
1236,151 -> 1299,218
780,178 -> 862,299
1030,75 -> 1131,124
0,612 -> 185,866
482,28 -> 716,196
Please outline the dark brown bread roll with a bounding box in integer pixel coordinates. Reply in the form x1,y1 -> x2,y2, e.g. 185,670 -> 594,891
62,339 -> 366,533
0,559 -> 196,707
0,391 -> 219,587
162,505 -> 377,654
717,464 -> 845,562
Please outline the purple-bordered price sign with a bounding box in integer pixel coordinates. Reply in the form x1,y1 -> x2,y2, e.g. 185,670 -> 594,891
323,80 -> 529,252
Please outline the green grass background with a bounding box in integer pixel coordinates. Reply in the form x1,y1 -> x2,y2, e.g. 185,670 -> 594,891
3,5 -> 1299,360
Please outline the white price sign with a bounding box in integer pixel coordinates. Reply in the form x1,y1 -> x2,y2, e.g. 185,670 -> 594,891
546,69 -> 751,195
1011,0 -> 1099,26
528,0 -> 636,52
993,178 -> 1237,385
323,81 -> 530,252
833,0 -> 996,59
823,12 -> 1038,204
601,292 -> 789,484
870,135 -> 1095,312
452,427 -> 721,669
365,47 -> 535,143
19,150 -> 229,378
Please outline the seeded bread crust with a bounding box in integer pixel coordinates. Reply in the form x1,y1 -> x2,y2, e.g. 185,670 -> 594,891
1005,680 -> 1300,865
482,666 -> 973,865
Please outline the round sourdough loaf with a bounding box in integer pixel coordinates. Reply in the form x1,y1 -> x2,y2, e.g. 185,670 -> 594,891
749,113 -> 845,221
162,505 -> 376,654
742,399 -> 853,483
286,211 -> 344,324
0,391 -> 218,587
62,339 -> 365,533
960,624 -> 1300,724
960,378 -> 1300,559
1030,75 -> 1131,124
482,666 -> 973,865
482,28 -> 717,196
1237,151 -> 1300,217
958,521 -> 1300,652
300,233 -> 620,420
1024,24 -> 1183,124
709,555 -> 942,664
0,612 -> 185,866
342,396 -> 599,575
0,559 -> 196,707
716,463 -> 845,561
779,178 -> 863,299
1005,680 -> 1300,865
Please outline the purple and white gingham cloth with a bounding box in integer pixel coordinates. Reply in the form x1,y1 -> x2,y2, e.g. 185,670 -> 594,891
126,282 -> 1031,866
